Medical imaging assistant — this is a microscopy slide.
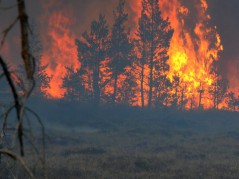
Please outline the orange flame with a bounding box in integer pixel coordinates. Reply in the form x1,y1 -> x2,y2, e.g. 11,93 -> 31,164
40,3 -> 79,98
160,0 -> 223,108
40,0 -> 224,109
129,0 -> 223,108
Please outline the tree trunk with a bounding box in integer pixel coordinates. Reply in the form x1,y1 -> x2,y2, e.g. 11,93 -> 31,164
148,52 -> 153,108
190,97 -> 193,110
198,90 -> 203,109
165,90 -> 168,107
93,64 -> 100,106
140,64 -> 145,108
181,87 -> 184,110
113,73 -> 118,104
148,4 -> 154,109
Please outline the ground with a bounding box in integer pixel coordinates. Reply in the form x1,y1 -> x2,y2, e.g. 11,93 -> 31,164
2,103 -> 239,178
43,106 -> 239,179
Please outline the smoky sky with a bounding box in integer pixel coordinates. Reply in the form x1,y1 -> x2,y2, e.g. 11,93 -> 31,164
207,0 -> 239,76
0,0 -> 238,81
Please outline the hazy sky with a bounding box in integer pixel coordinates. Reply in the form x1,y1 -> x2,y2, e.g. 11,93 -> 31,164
208,0 -> 239,77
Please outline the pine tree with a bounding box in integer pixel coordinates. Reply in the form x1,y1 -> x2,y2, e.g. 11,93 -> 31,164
135,2 -> 150,108
109,0 -> 133,104
62,66 -> 87,102
119,69 -> 138,105
137,0 -> 173,108
76,15 -> 109,106
209,74 -> 228,109
209,61 -> 228,110
225,92 -> 239,111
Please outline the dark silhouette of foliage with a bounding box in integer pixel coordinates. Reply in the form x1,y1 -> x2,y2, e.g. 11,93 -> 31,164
118,69 -> 138,105
136,0 -> 174,108
76,14 -> 110,106
109,0 -> 133,104
225,92 -> 239,111
62,66 -> 90,103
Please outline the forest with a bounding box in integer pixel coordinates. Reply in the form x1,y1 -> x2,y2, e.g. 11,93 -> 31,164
18,0 -> 238,111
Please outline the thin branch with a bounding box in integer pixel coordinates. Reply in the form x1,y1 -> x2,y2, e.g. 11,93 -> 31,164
0,3 -> 18,10
0,149 -> 35,179
1,105 -> 15,136
25,107 -> 47,179
0,17 -> 19,49
0,56 -> 24,156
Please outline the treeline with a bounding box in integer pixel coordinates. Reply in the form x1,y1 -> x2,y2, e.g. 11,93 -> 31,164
63,0 -> 174,108
25,0 -> 239,111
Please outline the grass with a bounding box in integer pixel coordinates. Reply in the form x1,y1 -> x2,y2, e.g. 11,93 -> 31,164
41,108 -> 239,178
2,104 -> 239,178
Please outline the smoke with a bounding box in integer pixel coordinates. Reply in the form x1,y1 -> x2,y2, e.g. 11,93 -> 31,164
36,0 -> 138,97
0,0 -> 238,95
36,0 -> 239,95
207,0 -> 239,91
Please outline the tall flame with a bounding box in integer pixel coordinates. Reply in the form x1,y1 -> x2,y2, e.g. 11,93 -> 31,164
39,0 -> 224,109
129,0 -> 223,108
161,0 -> 223,108
40,2 -> 79,98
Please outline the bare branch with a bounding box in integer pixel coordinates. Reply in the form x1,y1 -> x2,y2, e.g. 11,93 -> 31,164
0,149 -> 35,179
0,56 -> 24,156
0,17 -> 19,49
0,3 -> 18,10
17,0 -> 35,80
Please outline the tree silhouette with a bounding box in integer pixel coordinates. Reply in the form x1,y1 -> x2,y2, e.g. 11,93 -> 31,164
62,66 -> 88,103
109,0 -> 133,104
210,74 -> 228,109
136,0 -> 173,108
62,66 -> 80,102
209,61 -> 228,110
118,69 -> 138,105
135,2 -> 149,108
76,15 -> 110,106
225,92 -> 239,111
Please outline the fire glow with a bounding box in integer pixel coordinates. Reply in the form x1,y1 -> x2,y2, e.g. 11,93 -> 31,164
40,3 -> 79,98
40,0 -> 225,109
159,0 -> 223,109
130,0 -> 224,108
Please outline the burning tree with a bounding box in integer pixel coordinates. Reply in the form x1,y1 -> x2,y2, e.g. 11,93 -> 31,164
41,0 -> 236,111
118,69 -> 138,105
62,66 -> 88,103
209,65 -> 228,110
136,0 -> 173,108
225,92 -> 239,111
157,0 -> 224,109
76,15 -> 110,106
109,0 -> 133,104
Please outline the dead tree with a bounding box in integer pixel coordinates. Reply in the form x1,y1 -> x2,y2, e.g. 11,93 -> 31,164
0,0 -> 46,178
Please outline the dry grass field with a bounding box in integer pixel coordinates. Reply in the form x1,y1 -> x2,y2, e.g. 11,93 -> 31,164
2,106 -> 239,178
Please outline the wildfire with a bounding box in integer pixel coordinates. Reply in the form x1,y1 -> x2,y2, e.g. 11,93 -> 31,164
159,0 -> 223,109
40,3 -> 79,98
130,0 -> 223,108
228,61 -> 239,94
39,0 -> 224,109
